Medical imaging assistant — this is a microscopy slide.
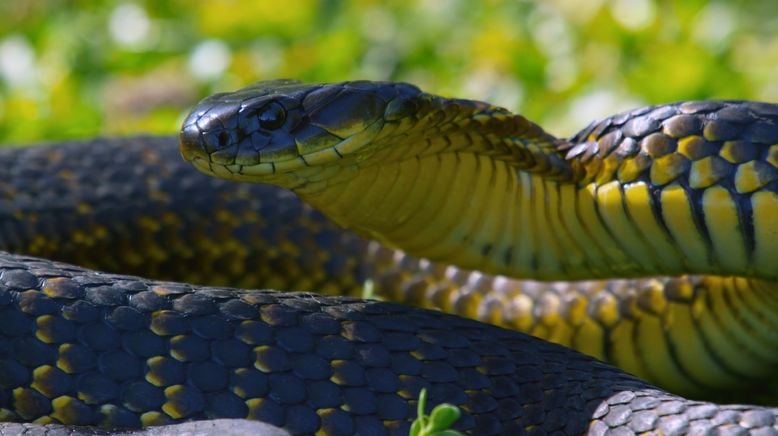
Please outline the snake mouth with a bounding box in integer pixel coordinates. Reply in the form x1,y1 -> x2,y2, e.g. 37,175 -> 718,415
180,123 -> 378,181
179,80 -> 425,184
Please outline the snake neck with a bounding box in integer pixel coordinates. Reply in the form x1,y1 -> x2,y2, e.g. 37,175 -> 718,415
295,154 -> 585,280
286,102 -> 778,282
294,152 -> 775,281
187,88 -> 778,282
270,97 -> 584,280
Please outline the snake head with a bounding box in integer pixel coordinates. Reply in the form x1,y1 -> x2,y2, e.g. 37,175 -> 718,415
180,79 -> 425,186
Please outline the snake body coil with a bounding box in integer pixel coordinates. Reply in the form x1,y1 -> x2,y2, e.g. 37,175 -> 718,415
0,80 -> 777,434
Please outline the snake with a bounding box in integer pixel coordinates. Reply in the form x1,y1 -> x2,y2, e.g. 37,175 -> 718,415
0,80 -> 776,435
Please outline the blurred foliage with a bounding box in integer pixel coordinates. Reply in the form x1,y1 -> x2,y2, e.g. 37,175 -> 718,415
1,0 -> 777,144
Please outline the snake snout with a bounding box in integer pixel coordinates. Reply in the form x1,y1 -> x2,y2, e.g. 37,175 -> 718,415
181,87 -> 311,171
179,118 -> 208,163
179,100 -> 243,166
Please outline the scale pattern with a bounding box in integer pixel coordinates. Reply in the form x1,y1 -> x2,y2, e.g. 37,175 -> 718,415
0,89 -> 777,434
0,252 -> 778,435
180,80 -> 778,402
4,138 -> 778,400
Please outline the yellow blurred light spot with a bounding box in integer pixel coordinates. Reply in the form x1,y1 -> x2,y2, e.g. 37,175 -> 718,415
197,0 -> 317,38
470,25 -> 517,71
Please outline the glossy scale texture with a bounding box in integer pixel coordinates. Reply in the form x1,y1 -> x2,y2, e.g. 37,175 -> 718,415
182,81 -> 778,399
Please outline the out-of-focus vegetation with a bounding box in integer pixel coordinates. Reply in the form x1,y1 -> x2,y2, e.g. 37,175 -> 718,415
1,0 -> 777,143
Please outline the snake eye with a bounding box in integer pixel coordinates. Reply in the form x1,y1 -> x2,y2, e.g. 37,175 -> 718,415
257,102 -> 286,130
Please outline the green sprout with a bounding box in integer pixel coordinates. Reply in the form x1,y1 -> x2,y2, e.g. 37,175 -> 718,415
409,388 -> 464,436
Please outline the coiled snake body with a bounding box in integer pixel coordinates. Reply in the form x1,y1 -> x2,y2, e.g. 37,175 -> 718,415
0,81 -> 777,434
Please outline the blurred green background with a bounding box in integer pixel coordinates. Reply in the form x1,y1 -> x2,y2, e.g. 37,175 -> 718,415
1,0 -> 777,144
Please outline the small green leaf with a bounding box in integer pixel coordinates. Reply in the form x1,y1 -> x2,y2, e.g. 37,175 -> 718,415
409,388 -> 465,436
417,388 -> 428,419
410,418 -> 423,436
428,404 -> 461,430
